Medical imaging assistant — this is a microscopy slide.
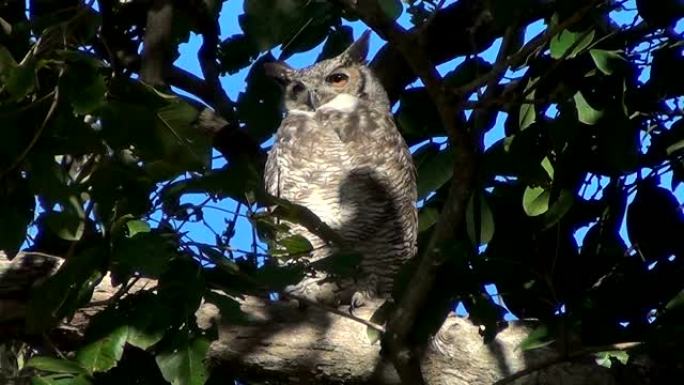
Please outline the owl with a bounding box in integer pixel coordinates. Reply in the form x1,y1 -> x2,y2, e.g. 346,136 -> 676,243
263,31 -> 417,308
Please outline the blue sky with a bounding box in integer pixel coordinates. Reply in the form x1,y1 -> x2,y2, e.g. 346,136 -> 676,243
168,0 -> 684,318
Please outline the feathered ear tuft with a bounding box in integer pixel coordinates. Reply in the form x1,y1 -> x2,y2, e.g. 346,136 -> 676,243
342,30 -> 371,64
263,61 -> 295,85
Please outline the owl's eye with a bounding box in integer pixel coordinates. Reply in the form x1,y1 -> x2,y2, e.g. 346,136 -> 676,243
291,82 -> 306,95
325,73 -> 349,87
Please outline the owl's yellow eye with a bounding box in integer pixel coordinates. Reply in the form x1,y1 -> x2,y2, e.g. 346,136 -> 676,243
325,73 -> 349,87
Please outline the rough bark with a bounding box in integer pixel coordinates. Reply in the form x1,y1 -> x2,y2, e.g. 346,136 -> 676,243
0,252 -> 652,385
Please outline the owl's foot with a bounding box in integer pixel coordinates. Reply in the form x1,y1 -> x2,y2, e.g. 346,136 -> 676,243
283,278 -> 344,307
349,290 -> 374,315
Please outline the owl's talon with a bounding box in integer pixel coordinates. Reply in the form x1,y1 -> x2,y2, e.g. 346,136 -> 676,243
349,291 -> 370,315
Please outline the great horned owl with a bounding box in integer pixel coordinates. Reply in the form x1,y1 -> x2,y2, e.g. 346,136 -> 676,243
263,32 -> 417,307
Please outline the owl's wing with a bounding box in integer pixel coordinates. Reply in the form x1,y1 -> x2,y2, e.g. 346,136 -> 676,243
332,109 -> 418,253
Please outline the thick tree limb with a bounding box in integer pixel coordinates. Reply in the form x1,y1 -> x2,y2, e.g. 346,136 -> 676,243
0,252 -> 656,385
140,0 -> 174,86
333,1 -> 478,383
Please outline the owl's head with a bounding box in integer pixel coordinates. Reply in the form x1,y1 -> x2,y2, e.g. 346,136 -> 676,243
264,31 -> 390,113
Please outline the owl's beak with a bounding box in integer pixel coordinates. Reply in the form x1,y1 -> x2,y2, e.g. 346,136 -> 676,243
307,90 -> 319,110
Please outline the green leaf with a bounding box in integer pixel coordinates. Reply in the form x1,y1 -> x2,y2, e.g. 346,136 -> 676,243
158,257 -> 205,322
416,147 -> 455,200
466,193 -> 495,245
236,54 -> 284,142
124,293 -> 169,350
378,0 -> 402,20
241,0 -> 336,52
590,49 -> 626,75
26,357 -> 87,374
541,157 -> 554,179
218,34 -> 259,74
277,234 -> 313,256
253,264 -> 305,290
27,247 -> 105,333
4,60 -> 36,99
395,88 -> 443,145
519,100 -> 536,131
111,231 -> 176,280
522,186 -> 550,217
44,208 -> 86,242
666,290 -> 684,310
595,350 -> 629,368
574,91 -> 603,125
541,190 -> 574,230
666,139 -> 684,155
125,219 -> 151,237
310,251 -> 363,277
519,325 -> 554,351
204,291 -> 250,325
519,79 -> 537,131
443,58 -> 493,89
31,375 -> 91,385
76,326 -> 128,374
418,206 -> 440,233
317,26 -> 354,61
550,28 -> 595,59
60,57 -> 106,114
155,337 -> 210,385
154,101 -> 209,172
0,44 -> 16,72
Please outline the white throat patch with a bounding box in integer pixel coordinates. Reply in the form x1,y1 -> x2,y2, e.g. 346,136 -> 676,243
288,109 -> 315,117
318,93 -> 359,113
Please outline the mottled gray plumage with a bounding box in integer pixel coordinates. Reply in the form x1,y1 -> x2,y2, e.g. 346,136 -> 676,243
264,32 -> 417,306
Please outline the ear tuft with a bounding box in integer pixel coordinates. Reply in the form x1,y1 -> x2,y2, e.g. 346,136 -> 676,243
263,61 -> 294,84
343,30 -> 371,63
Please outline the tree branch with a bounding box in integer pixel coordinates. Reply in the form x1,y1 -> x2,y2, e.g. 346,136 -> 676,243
453,0 -> 607,98
370,0 -> 555,101
333,2 -> 477,384
140,0 -> 174,87
188,0 -> 234,119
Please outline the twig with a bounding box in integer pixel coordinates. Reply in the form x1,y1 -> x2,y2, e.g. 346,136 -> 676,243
453,0 -> 606,98
0,85 -> 60,180
282,292 -> 386,334
493,341 -> 642,385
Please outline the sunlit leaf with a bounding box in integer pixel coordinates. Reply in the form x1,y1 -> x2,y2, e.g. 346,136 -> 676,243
590,49 -> 626,75
416,147 -> 455,200
466,193 -> 495,245
522,186 -> 550,217
519,325 -> 554,351
26,357 -> 87,374
574,91 -> 603,125
277,234 -> 313,256
125,219 -> 151,237
550,28 -> 595,59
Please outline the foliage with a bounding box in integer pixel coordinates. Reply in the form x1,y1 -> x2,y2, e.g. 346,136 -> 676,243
1,0 -> 684,384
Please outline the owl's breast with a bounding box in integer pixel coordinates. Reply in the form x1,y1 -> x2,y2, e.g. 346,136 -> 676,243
266,113 -> 352,228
